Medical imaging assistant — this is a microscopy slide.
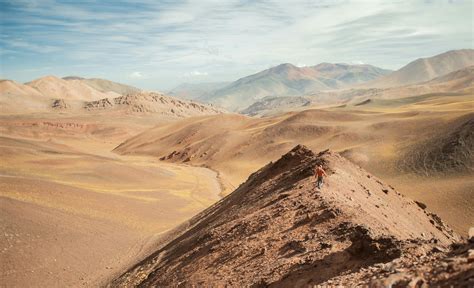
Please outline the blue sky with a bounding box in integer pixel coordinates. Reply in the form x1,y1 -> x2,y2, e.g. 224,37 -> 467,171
0,0 -> 472,90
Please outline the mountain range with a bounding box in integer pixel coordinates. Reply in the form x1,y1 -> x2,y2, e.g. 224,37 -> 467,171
164,49 -> 473,112
197,63 -> 392,111
2,49 -> 472,116
0,76 -> 223,117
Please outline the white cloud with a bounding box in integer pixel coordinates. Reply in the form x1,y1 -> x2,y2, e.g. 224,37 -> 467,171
129,71 -> 144,78
183,70 -> 209,77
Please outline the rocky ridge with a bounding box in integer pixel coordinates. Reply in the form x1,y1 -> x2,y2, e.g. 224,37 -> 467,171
110,145 -> 466,287
83,91 -> 224,117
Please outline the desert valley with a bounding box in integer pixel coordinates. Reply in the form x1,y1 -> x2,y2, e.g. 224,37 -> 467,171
1,48 -> 473,287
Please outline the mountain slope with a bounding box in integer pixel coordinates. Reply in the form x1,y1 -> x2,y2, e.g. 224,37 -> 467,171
63,77 -> 141,95
26,76 -> 118,101
423,65 -> 474,92
111,146 -> 459,287
368,49 -> 474,88
200,63 -> 391,111
0,80 -> 51,113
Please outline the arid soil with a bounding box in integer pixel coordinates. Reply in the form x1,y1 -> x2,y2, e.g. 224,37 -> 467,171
0,116 -> 221,287
111,146 -> 470,287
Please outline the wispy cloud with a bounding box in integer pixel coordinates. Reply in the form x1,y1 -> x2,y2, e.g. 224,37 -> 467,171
1,0 -> 472,90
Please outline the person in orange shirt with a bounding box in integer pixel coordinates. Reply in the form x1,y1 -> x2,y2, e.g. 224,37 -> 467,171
315,165 -> 327,189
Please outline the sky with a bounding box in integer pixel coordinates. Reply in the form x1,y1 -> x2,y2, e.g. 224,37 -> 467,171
0,0 -> 472,90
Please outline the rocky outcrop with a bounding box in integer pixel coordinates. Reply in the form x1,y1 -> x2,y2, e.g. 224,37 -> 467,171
51,99 -> 69,110
83,92 -> 224,117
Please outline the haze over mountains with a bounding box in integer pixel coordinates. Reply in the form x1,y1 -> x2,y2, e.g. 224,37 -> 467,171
168,82 -> 230,100
164,49 -> 473,112
197,63 -> 392,110
2,49 -> 472,116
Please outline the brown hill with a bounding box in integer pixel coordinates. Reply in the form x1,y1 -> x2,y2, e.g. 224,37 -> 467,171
368,49 -> 474,88
111,146 -> 461,287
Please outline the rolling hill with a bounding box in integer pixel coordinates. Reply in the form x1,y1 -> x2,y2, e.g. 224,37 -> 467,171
114,96 -> 474,234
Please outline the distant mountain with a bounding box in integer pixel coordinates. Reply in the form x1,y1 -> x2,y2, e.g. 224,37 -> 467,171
367,49 -> 474,88
63,77 -> 141,95
199,63 -> 391,111
0,75 -> 224,117
168,82 -> 230,100
241,65 -> 474,116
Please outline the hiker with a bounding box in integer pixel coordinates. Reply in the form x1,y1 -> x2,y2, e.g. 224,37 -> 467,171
315,164 -> 327,189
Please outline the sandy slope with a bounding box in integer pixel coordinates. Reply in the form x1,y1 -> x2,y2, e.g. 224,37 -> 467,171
115,94 -> 473,235
0,116 -> 221,287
